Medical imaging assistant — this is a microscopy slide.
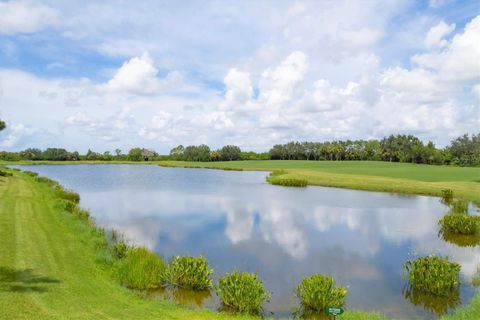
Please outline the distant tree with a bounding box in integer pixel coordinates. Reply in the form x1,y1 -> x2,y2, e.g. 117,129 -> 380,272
0,120 -> 5,131
19,148 -> 43,160
210,151 -> 220,161
42,148 -> 71,161
115,148 -> 122,156
169,145 -> 185,160
219,145 -> 241,161
448,133 -> 480,166
128,148 -> 143,161
183,145 -> 211,162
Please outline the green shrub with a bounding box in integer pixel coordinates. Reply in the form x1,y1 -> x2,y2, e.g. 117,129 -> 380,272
295,274 -> 347,313
215,271 -> 270,314
404,256 -> 460,296
439,213 -> 479,235
117,247 -> 166,289
164,255 -> 213,290
441,189 -> 454,205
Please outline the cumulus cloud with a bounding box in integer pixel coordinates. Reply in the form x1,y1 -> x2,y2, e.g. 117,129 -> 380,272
259,51 -> 307,109
101,52 -> 160,95
0,0 -> 58,35
424,21 -> 455,48
412,16 -> 480,82
220,68 -> 254,110
0,123 -> 33,148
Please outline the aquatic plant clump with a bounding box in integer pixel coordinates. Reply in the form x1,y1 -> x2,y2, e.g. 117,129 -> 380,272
441,189 -> 454,205
116,247 -> 167,289
215,271 -> 270,314
404,256 -> 460,296
450,200 -> 469,214
164,255 -> 213,290
439,213 -> 479,235
295,274 -> 347,313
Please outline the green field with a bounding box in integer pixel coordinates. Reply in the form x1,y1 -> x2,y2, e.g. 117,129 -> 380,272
159,160 -> 480,206
0,168 -> 383,320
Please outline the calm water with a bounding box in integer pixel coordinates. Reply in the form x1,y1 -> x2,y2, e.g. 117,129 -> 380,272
15,164 -> 479,319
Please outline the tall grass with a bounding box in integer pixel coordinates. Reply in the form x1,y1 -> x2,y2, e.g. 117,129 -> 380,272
116,247 -> 166,290
266,171 -> 308,187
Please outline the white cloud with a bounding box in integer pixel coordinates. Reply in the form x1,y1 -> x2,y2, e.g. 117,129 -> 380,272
220,68 -> 254,110
413,16 -> 480,82
1,123 -> 33,148
259,51 -> 307,109
0,0 -> 58,35
425,21 -> 455,48
101,52 -> 160,95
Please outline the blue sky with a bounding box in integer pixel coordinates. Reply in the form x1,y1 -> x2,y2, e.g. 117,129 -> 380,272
0,0 -> 479,153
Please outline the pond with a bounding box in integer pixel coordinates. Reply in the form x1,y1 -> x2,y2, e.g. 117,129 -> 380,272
14,164 -> 479,319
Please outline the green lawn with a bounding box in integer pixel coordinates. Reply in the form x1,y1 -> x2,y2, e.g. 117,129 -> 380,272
159,161 -> 480,206
0,169 -> 383,320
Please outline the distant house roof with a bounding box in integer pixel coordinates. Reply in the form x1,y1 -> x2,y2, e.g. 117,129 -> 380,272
141,149 -> 155,157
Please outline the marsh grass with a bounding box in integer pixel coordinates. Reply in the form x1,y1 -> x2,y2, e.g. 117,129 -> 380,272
215,271 -> 270,315
404,256 -> 460,296
165,255 -> 213,290
450,200 -> 469,214
295,274 -> 347,314
441,189 -> 454,205
266,171 -> 308,187
116,247 -> 167,290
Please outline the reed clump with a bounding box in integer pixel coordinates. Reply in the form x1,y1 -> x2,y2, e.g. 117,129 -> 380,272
215,271 -> 270,315
295,274 -> 347,313
116,247 -> 167,290
404,256 -> 460,296
164,255 -> 213,290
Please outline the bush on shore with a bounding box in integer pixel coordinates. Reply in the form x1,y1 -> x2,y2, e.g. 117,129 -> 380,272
295,274 -> 347,313
215,271 -> 270,314
404,256 -> 460,296
164,255 -> 213,290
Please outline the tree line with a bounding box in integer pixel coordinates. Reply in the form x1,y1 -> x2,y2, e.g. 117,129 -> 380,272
270,134 -> 480,166
0,133 -> 479,167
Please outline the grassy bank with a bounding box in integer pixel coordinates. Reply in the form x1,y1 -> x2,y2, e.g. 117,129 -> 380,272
159,160 -> 480,206
0,168 -> 383,320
